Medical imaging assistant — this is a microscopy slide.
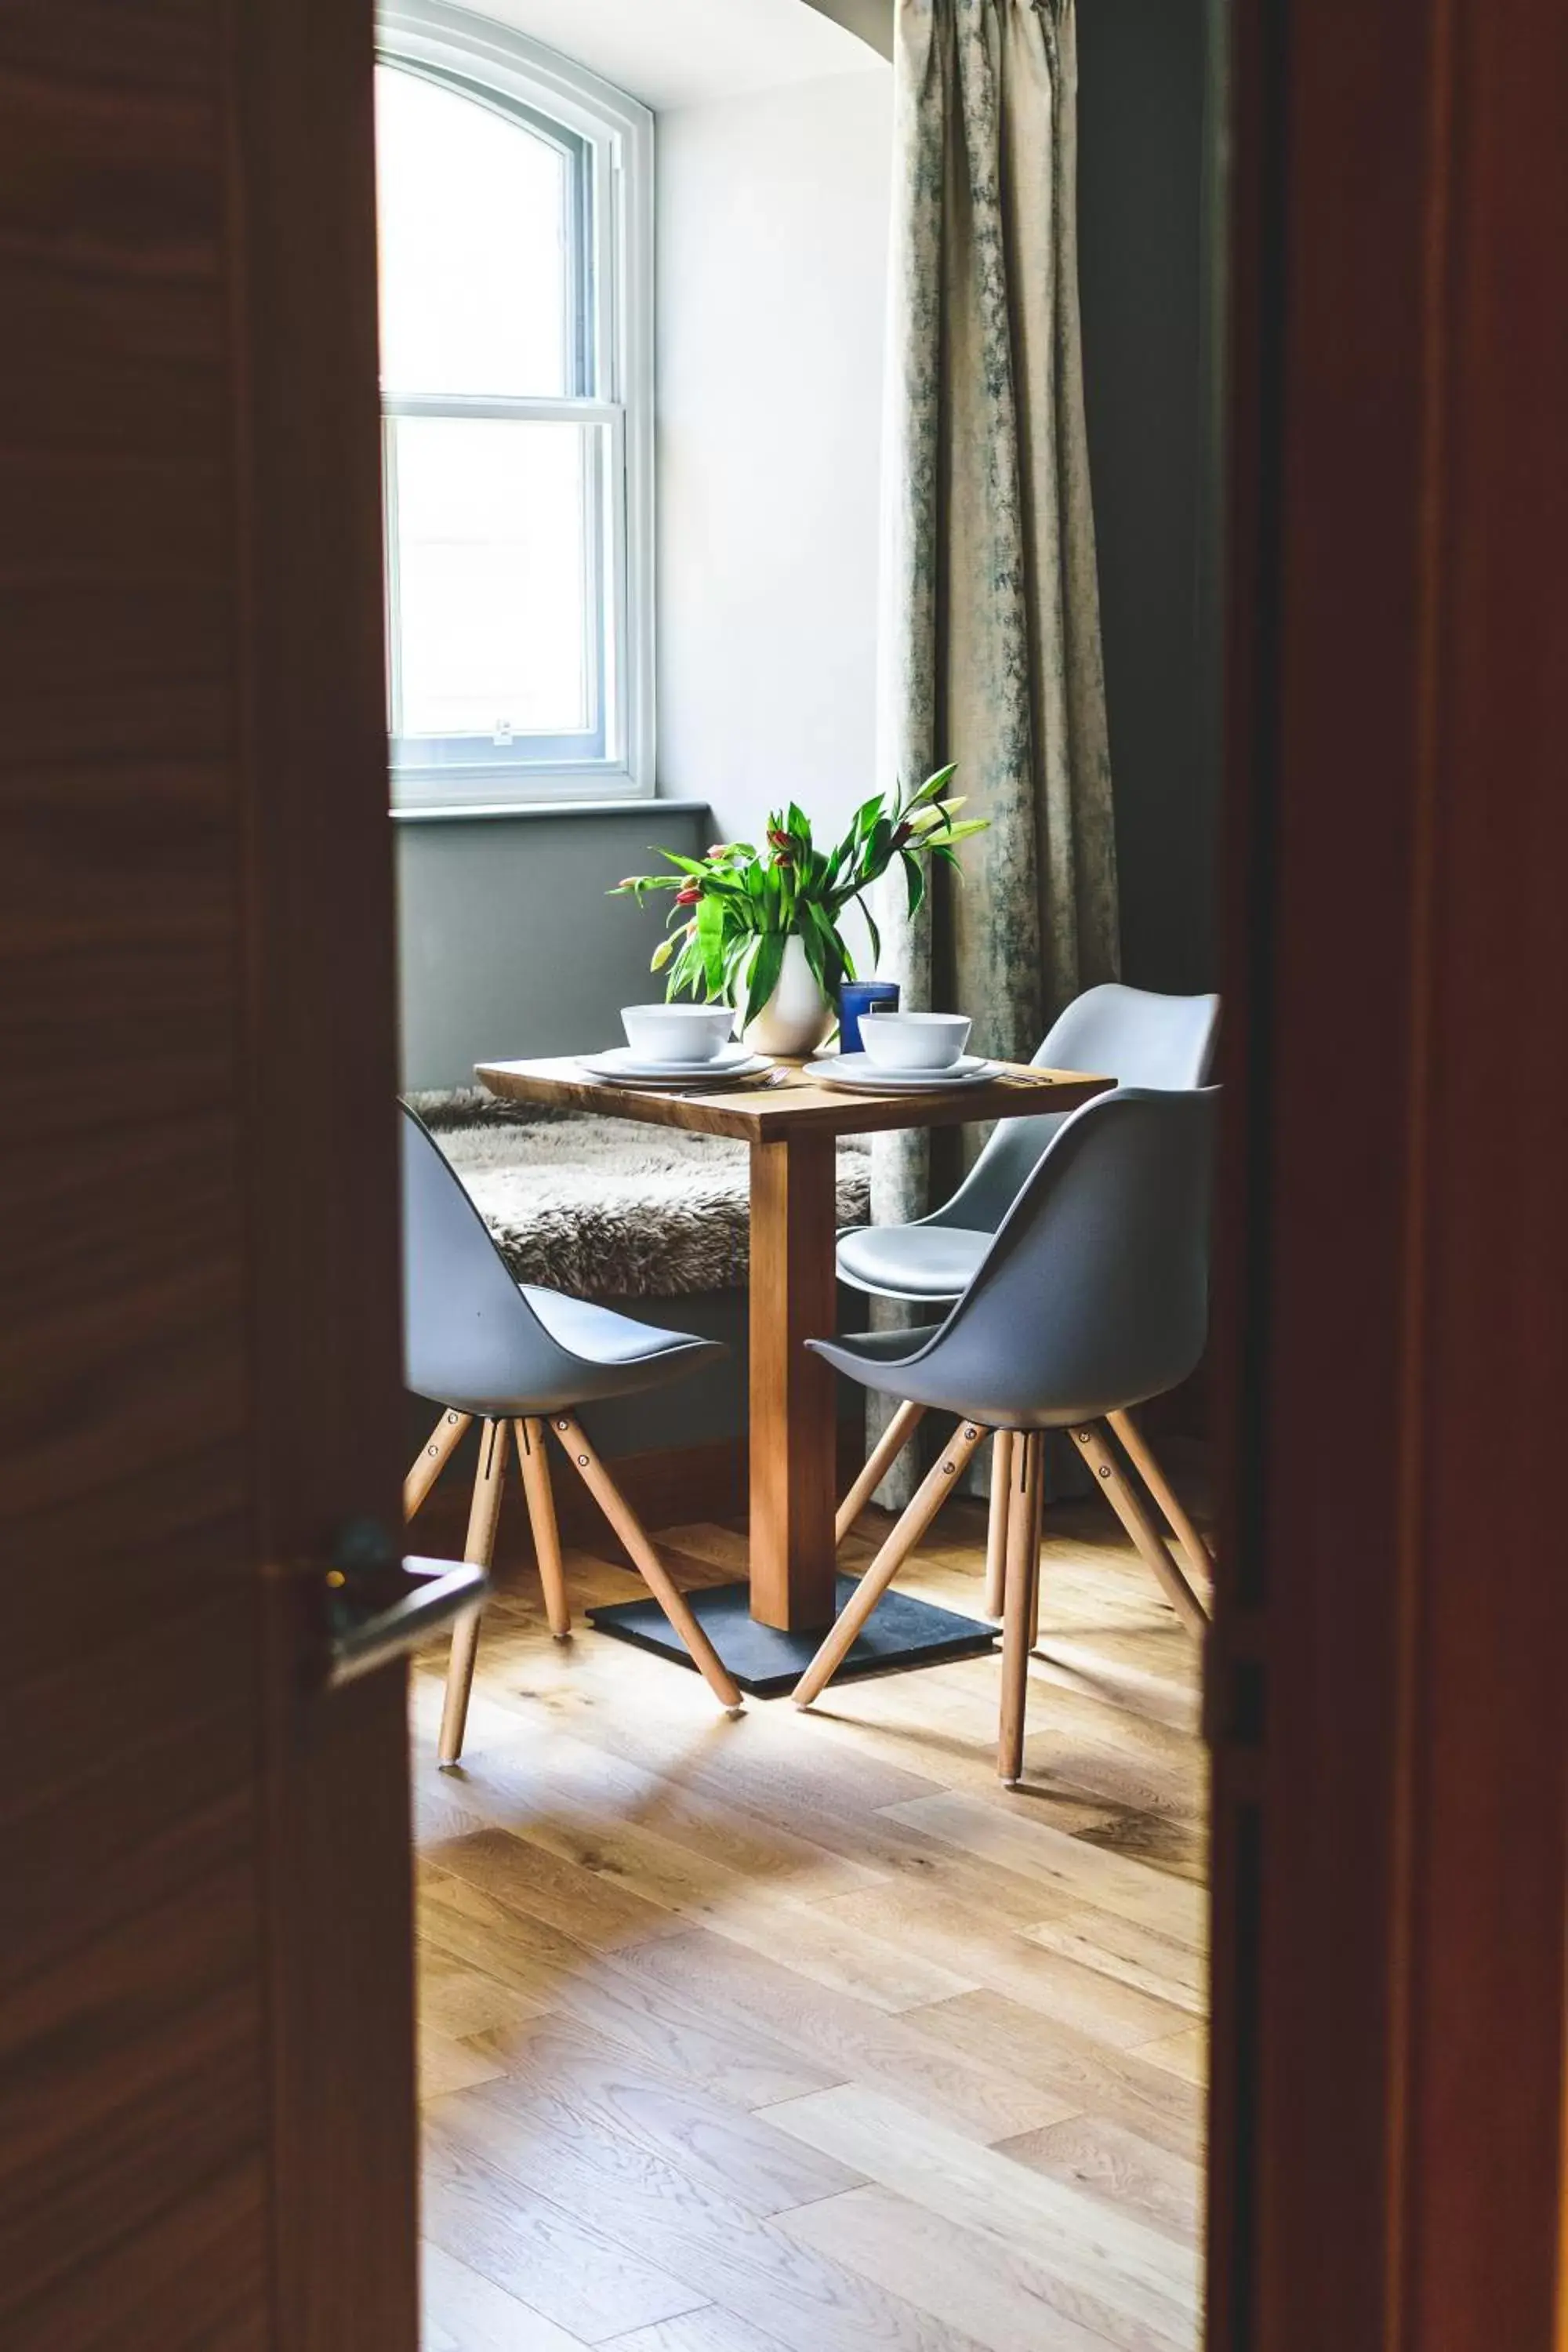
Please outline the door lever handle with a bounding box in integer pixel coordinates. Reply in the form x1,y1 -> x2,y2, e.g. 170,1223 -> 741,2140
322,1517 -> 487,1690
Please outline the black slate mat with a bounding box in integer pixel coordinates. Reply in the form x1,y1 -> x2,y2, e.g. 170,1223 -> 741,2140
586,1575 -> 997,1698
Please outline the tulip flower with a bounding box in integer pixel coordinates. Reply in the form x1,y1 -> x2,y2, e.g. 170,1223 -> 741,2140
610,764 -> 985,1023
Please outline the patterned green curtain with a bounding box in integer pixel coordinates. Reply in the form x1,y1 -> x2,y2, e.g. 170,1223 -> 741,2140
870,0 -> 1120,1498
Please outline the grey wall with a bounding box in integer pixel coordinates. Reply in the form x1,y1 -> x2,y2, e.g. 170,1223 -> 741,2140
396,804 -> 709,1088
1077,0 -> 1217,994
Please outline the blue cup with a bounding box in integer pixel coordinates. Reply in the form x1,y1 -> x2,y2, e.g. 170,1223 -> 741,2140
838,979 -> 901,1054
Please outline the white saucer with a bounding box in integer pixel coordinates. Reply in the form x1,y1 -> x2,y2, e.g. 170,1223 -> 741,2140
579,1044 -> 768,1087
804,1051 -> 996,1091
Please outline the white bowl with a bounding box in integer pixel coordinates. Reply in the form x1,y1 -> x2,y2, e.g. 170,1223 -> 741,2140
860,1010 -> 972,1070
621,1001 -> 736,1064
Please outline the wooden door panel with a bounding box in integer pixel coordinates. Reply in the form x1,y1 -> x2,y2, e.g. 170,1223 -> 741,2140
1207,2 -> 1568,2347
0,2 -> 416,2344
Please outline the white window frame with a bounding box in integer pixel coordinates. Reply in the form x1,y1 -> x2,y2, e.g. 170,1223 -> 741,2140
376,0 -> 655,813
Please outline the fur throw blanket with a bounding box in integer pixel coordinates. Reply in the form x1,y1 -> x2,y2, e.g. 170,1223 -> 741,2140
407,1088 -> 869,1300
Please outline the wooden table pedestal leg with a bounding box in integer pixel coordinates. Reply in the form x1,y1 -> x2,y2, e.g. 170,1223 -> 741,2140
748,1133 -> 840,1631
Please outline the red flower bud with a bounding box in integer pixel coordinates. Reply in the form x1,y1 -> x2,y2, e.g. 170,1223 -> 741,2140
892,820 -> 913,848
767,829 -> 793,851
675,884 -> 701,905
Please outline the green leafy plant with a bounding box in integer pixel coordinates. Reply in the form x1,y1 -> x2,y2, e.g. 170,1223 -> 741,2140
610,767 -> 986,1029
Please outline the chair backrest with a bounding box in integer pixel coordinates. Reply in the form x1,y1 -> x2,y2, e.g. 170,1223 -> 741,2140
400,1105 -> 581,1408
932,982 -> 1221,1234
904,1087 -> 1218,1425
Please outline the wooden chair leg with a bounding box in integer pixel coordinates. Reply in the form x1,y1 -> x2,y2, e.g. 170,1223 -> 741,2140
1071,1421 -> 1210,1635
834,1399 -> 927,1545
1106,1406 -> 1215,1584
514,1416 -> 571,1640
437,1416 -> 507,1768
404,1406 -> 471,1522
983,1428 -> 1014,1618
794,1419 -> 989,1708
549,1416 -> 742,1711
998,1431 -> 1045,1784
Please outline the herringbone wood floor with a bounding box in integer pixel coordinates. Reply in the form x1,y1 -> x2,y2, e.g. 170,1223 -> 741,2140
413,1472 -> 1209,2352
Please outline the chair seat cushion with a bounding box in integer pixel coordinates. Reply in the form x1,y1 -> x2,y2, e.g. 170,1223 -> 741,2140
835,1221 -> 991,1301
521,1285 -> 721,1374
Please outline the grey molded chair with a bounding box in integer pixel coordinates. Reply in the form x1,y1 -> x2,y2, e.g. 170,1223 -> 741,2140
834,983 -> 1220,1604
398,1105 -> 742,1762
794,1087 -> 1218,1783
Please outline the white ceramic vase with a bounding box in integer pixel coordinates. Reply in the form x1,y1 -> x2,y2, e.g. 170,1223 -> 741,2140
742,932 -> 834,1059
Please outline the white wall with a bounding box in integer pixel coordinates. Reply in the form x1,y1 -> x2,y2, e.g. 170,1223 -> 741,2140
655,67 -> 892,864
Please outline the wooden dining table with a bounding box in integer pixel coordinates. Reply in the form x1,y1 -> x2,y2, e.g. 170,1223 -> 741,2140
474,1052 -> 1113,1689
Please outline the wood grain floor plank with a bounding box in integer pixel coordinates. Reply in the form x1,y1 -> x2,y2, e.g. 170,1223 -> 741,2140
1029,1642 -> 1199,1737
436,2080 -> 995,2352
416,1493 -> 1210,2352
426,1824 -> 694,1951
430,1722 -> 884,1902
799,1671 -> 1201,1822
449,1789 -> 850,1932
1134,2027 -> 1207,2086
1018,1911 -> 1207,2016
1073,1810 -> 1207,1885
779,2186 -> 1125,2352
419,2033 -> 510,2101
612,1929 -> 1076,2140
880,1795 -> 1207,1946
759,2087 -> 1196,2350
815,1882 -> 1190,2048
421,2239 -> 590,2350
419,1949 -> 553,2043
449,2016 -> 866,2217
996,2116 -> 1203,2247
486,1689 -> 1115,1869
423,2119 -> 706,2343
601,2312 -> 793,2352
448,1788 -> 979,2012
471,1951 -> 839,2111
907,1991 -> 1206,2163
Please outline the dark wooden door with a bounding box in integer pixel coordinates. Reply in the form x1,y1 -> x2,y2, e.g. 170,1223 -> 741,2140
0,3 -> 416,2345
1206,2 -> 1568,2347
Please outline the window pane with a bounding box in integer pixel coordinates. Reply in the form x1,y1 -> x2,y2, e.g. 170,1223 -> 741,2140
390,416 -> 600,746
376,65 -> 572,398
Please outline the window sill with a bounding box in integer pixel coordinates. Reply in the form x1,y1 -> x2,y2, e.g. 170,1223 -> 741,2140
390,796 -> 710,826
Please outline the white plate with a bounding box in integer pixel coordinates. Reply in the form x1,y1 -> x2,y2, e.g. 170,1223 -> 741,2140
579,1045 -> 769,1086
804,1052 -> 998,1091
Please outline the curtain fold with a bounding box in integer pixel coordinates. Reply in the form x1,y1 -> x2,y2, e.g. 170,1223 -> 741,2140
869,0 -> 1120,1501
